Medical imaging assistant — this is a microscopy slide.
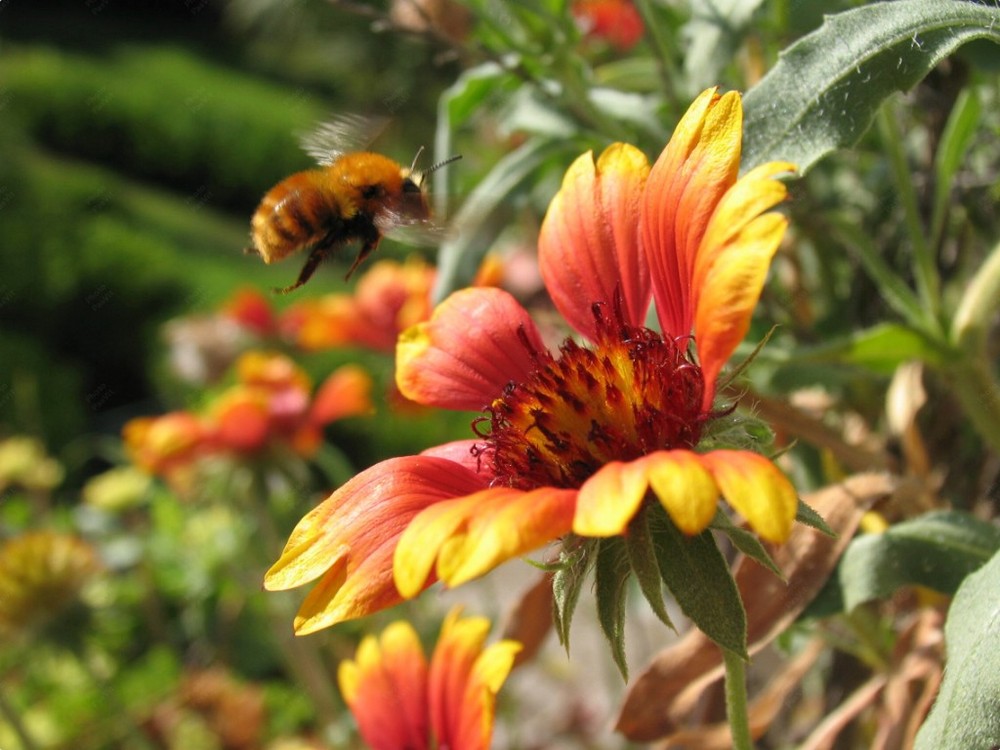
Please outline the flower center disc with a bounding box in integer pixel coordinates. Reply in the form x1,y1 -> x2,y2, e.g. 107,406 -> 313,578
484,310 -> 707,490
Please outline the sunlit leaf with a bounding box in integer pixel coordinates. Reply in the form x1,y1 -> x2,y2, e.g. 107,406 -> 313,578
743,0 -> 1000,174
930,87 -> 982,248
681,0 -> 767,94
914,548 -> 1000,749
838,510 -> 1000,611
793,322 -> 947,374
649,504 -> 747,659
551,538 -> 596,649
595,536 -> 631,678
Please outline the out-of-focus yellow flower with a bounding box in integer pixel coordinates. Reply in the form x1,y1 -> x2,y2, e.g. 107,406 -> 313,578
0,436 -> 64,492
338,608 -> 520,750
0,531 -> 102,640
82,466 -> 152,511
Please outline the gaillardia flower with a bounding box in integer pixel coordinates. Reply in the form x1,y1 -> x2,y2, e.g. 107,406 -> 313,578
338,608 -> 520,750
266,88 -> 797,634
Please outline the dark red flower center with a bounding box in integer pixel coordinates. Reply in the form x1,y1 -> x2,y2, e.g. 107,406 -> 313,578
478,303 -> 707,490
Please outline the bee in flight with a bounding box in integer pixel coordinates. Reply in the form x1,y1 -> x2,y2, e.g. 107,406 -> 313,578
247,114 -> 460,294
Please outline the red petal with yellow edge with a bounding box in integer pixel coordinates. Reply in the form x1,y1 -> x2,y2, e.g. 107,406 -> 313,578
430,609 -> 491,750
646,450 -> 720,535
643,88 -> 743,339
437,486 -> 577,587
538,143 -> 651,339
339,622 -> 430,750
263,456 -> 488,632
309,364 -> 374,425
698,450 -> 797,543
429,608 -> 521,750
573,459 -> 651,536
692,162 -> 793,406
396,288 -> 547,411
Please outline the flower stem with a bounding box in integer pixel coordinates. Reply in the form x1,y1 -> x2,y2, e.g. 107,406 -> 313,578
723,648 -> 754,750
0,680 -> 40,750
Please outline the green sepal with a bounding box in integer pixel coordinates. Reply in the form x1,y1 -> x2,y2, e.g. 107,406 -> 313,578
796,497 -> 835,537
648,504 -> 748,659
551,537 -> 597,650
710,510 -> 782,579
594,536 -> 631,679
624,508 -> 675,631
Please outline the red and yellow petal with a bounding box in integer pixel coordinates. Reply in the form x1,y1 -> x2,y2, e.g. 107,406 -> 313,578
430,608 -> 520,750
396,288 -> 547,411
339,621 -> 430,750
539,143 -> 651,339
309,364 -> 374,425
264,456 -> 489,632
573,459 -> 652,536
692,162 -> 793,405
643,88 -> 742,340
574,451 -> 719,537
395,486 -> 576,597
698,450 -> 797,542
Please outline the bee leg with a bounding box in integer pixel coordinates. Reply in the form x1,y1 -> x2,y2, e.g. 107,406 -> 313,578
343,232 -> 382,281
274,246 -> 329,294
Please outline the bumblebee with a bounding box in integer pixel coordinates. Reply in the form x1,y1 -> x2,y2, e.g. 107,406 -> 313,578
247,115 -> 459,293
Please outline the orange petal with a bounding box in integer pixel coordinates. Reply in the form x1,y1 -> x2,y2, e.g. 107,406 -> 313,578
264,456 -> 488,632
396,288 -> 547,411
573,459 -> 651,536
430,608 -> 520,750
698,450 -> 797,542
440,486 -> 577,587
339,621 -> 430,750
539,143 -> 651,339
645,450 -> 719,535
692,162 -> 794,406
309,364 -> 374,424
643,88 -> 743,339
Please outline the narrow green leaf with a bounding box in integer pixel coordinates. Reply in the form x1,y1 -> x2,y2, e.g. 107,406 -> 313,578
625,509 -> 674,630
839,510 -> 1000,611
795,498 -> 835,537
914,548 -> 1000,749
743,0 -> 1000,174
710,510 -> 783,578
551,538 -> 597,648
930,88 -> 982,249
793,322 -> 947,375
595,536 -> 632,679
649,505 -> 747,658
432,137 -> 576,301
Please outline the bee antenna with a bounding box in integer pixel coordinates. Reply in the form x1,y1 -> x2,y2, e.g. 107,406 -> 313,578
424,154 -> 462,177
409,146 -> 426,174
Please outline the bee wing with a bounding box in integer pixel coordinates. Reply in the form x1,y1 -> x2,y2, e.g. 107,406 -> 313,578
299,114 -> 391,166
376,209 -> 452,248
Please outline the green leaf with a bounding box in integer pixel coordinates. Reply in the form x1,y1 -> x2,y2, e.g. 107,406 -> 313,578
839,510 -> 1000,611
930,87 -> 982,249
551,538 -> 597,648
625,509 -> 675,630
649,505 -> 748,658
793,322 -> 947,374
681,0 -> 767,94
595,536 -> 632,679
742,0 -> 1000,174
432,137 -> 577,301
710,510 -> 783,578
795,498 -> 835,537
914,547 -> 1000,749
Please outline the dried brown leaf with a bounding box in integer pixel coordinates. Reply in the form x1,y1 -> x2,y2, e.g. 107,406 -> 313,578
500,572 -> 554,669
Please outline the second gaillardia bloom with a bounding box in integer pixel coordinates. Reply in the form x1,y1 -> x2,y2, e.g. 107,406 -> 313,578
266,88 -> 798,636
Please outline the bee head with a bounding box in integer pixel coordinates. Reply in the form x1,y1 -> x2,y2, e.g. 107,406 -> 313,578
399,150 -> 461,220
